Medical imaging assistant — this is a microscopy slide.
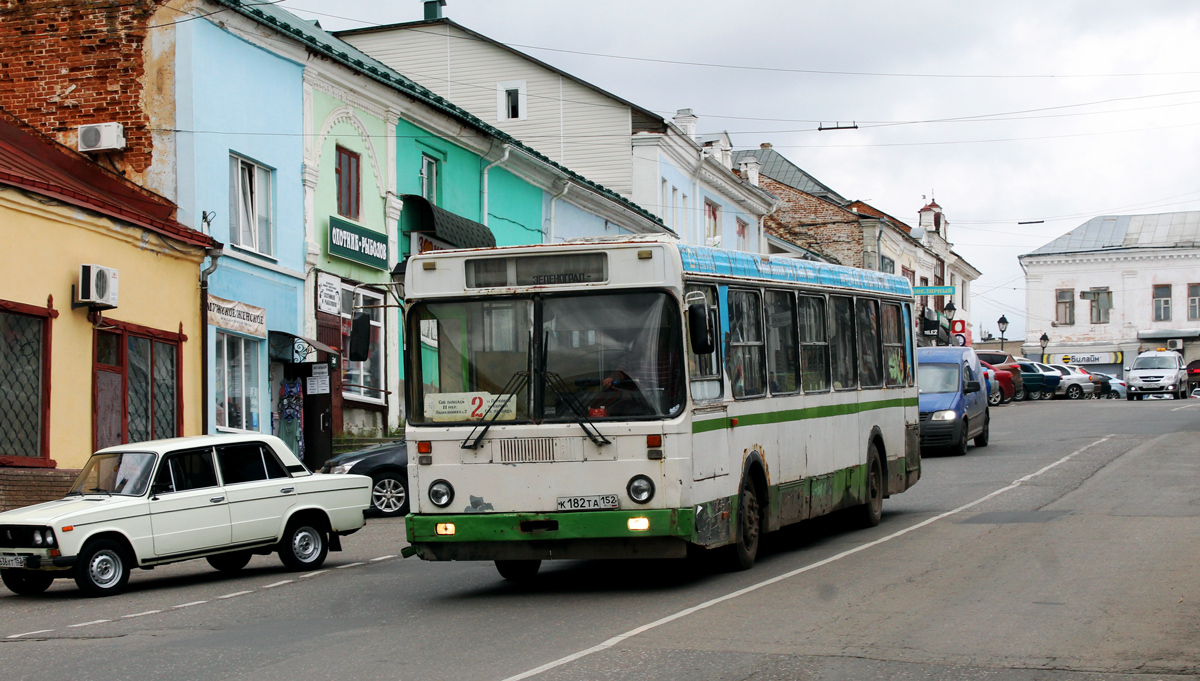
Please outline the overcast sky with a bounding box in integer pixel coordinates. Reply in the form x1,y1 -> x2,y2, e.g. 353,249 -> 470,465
280,0 -> 1200,340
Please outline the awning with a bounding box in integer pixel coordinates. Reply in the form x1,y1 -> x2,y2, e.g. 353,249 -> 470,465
1137,329 -> 1200,340
401,194 -> 495,249
269,330 -> 338,364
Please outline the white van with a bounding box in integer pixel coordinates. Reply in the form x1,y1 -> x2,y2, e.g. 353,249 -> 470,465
1125,349 -> 1188,400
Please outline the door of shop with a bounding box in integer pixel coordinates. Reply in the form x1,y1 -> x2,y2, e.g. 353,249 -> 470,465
283,361 -> 333,470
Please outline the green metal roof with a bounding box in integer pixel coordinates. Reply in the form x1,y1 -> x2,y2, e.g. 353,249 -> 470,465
213,0 -> 665,230
732,148 -> 847,205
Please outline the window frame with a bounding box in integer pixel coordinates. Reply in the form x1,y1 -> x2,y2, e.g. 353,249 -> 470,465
828,295 -> 858,391
92,319 -> 184,452
214,331 -> 262,433
797,294 -> 830,393
420,153 -> 438,204
152,447 -> 219,495
341,283 -> 387,405
1154,284 -> 1172,322
685,283 -> 723,402
1089,287 -> 1112,324
496,80 -> 527,121
727,288 -> 767,400
1189,283 -> 1200,321
704,201 -> 720,247
881,301 -> 907,388
0,298 -> 57,467
228,154 -> 274,256
215,442 -> 291,486
335,146 -> 361,221
1056,288 -> 1075,325
855,297 -> 885,389
736,218 -> 750,252
764,289 -> 800,396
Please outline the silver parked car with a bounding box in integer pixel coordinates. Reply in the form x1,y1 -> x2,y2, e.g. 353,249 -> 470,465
1050,364 -> 1096,400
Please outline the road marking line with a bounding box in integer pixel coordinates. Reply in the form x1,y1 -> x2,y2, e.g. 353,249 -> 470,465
500,435 -> 1115,681
218,590 -> 252,599
122,610 -> 161,619
1171,403 -> 1197,411
262,580 -> 292,589
7,630 -> 53,639
298,570 -> 328,578
370,555 -> 396,562
172,600 -> 207,609
68,620 -> 110,628
335,562 -> 364,569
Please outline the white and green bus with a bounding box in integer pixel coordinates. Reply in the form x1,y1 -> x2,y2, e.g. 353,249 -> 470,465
400,236 -> 920,579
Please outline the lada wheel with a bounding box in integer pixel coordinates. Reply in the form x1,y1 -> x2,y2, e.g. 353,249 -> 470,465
279,521 -> 328,571
1,569 -> 55,596
495,560 -> 541,581
371,473 -> 409,517
75,539 -> 131,597
854,444 -> 884,528
1067,384 -> 1083,400
206,551 -> 253,573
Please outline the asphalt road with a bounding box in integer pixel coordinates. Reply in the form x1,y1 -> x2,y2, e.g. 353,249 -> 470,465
2,398 -> 1198,681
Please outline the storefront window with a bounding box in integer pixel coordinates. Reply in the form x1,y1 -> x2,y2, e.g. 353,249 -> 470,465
94,326 -> 180,449
341,286 -> 385,402
215,332 -> 260,431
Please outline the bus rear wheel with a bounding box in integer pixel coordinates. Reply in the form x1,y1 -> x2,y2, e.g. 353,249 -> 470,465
495,560 -> 540,582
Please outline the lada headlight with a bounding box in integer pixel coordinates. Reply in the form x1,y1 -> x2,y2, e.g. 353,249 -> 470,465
930,410 -> 958,421
42,529 -> 55,547
31,530 -> 43,546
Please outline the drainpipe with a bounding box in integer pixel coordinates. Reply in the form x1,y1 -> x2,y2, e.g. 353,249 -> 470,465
199,247 -> 223,434
548,182 -> 570,244
480,144 -> 511,228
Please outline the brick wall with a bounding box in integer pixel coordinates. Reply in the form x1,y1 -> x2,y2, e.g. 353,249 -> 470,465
0,469 -> 78,512
760,176 -> 864,266
0,0 -> 163,183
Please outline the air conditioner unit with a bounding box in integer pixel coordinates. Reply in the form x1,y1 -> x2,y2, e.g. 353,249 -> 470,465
77,123 -> 125,153
1167,339 -> 1184,351
75,264 -> 119,309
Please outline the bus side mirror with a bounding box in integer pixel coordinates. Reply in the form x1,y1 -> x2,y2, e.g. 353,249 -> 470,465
688,303 -> 714,355
349,312 -> 372,362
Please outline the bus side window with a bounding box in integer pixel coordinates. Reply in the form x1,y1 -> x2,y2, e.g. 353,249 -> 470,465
856,297 -> 884,388
765,290 -> 799,394
829,295 -> 858,390
728,289 -> 766,398
685,284 -> 722,401
881,302 -> 907,387
798,295 -> 828,392
902,303 -> 915,386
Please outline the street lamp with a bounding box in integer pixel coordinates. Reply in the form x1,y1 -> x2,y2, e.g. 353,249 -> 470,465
1040,332 -> 1050,362
997,315 -> 1009,352
943,301 -> 957,346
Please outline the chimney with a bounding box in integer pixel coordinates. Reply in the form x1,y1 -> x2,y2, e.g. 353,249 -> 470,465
760,142 -> 772,150
738,156 -> 761,187
424,0 -> 446,20
673,108 -> 698,138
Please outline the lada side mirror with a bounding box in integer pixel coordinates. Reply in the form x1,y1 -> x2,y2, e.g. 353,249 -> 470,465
149,482 -> 171,499
688,303 -> 714,355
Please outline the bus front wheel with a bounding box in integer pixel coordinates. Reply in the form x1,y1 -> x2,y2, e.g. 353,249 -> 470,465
727,479 -> 762,571
854,444 -> 884,528
495,559 -> 540,582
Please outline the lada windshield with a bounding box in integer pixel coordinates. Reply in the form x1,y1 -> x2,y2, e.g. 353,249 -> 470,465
408,292 -> 684,424
69,452 -> 156,496
918,363 -> 959,394
1133,356 -> 1178,369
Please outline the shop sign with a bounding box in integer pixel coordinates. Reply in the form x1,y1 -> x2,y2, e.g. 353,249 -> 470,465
328,216 -> 388,270
1051,352 -> 1122,365
411,232 -> 454,256
913,285 -> 955,296
316,272 -> 342,316
207,295 -> 266,338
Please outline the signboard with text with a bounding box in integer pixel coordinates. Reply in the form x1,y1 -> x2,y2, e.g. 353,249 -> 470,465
316,272 -> 342,316
207,295 -> 266,338
1050,352 -> 1122,365
912,286 -> 955,296
328,217 -> 388,270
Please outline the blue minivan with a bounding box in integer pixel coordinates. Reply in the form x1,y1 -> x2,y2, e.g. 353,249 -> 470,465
917,346 -> 990,455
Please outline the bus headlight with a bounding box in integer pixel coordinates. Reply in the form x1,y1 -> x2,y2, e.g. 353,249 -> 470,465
428,480 -> 455,508
626,475 -> 655,504
930,410 -> 957,421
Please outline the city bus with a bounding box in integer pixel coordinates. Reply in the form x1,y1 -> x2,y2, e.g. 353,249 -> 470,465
400,236 -> 920,579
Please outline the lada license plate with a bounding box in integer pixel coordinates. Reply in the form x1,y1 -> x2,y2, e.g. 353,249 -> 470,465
0,556 -> 28,568
557,494 -> 618,511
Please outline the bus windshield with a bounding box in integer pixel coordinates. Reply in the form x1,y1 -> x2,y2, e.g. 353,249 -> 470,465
409,292 -> 684,424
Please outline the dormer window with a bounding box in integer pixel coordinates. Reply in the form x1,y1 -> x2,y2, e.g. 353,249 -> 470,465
496,81 -> 526,121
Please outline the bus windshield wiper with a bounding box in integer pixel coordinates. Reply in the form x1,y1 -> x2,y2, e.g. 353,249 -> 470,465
461,372 -> 530,450
542,372 -> 611,447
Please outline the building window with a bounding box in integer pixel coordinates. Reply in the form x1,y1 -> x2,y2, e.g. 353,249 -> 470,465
341,286 -> 385,402
335,146 -> 360,220
0,306 -> 50,461
229,155 -> 272,254
94,326 -> 180,450
496,81 -> 526,121
215,332 -> 260,431
901,267 -> 915,284
704,201 -> 719,247
736,218 -> 750,252
1190,284 -> 1200,321
671,187 -> 678,233
919,276 -> 930,311
933,260 -> 945,312
1153,284 -> 1172,321
1090,288 -> 1112,324
661,179 -> 669,222
421,154 -> 438,203
880,255 -> 896,274
1056,289 -> 1075,325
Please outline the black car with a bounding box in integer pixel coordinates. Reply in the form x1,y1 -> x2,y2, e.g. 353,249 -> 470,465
321,442 -> 409,517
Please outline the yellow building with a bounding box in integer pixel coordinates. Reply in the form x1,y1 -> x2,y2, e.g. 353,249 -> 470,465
0,115 -> 216,509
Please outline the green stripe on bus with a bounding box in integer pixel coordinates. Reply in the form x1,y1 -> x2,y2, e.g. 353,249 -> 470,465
407,507 -> 696,543
692,396 -> 917,434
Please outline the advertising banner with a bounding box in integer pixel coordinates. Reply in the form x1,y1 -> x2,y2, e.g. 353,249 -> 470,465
207,295 -> 266,338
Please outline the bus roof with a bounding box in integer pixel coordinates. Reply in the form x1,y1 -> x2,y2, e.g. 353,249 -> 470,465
679,245 -> 912,297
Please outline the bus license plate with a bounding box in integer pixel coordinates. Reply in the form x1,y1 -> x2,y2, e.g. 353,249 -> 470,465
0,556 -> 28,568
557,494 -> 618,511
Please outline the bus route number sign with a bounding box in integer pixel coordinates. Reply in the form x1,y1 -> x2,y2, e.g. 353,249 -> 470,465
557,494 -> 619,511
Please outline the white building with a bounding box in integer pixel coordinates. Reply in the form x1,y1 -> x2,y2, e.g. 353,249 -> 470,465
1019,211 -> 1200,382
335,3 -> 775,251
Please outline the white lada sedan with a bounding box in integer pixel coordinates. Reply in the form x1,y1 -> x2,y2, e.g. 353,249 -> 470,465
0,434 -> 371,597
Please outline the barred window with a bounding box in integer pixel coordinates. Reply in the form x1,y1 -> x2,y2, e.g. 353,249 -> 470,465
0,310 -> 46,459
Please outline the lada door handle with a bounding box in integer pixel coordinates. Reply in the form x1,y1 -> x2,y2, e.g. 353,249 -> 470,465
210,496 -> 225,503
280,487 -> 295,494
